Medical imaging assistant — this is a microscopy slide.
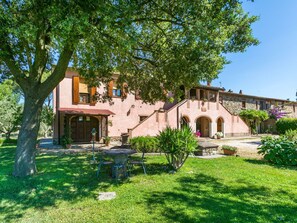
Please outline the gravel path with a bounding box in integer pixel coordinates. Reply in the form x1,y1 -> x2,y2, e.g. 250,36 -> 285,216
39,137 -> 265,159
210,137 -> 263,159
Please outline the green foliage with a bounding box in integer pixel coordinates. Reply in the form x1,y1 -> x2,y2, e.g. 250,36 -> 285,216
284,129 -> 297,141
129,136 -> 159,153
258,136 -> 297,165
158,126 -> 197,170
60,135 -> 73,148
39,94 -> 54,137
239,109 -> 269,134
0,80 -> 23,139
276,118 -> 297,134
104,136 -> 111,145
222,145 -> 238,152
60,125 -> 72,148
0,1 -> 258,103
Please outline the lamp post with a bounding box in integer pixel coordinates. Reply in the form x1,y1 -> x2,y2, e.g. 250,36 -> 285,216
91,128 -> 97,162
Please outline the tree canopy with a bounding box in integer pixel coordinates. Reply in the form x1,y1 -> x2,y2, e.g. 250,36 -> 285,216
0,0 -> 258,177
1,0 -> 258,102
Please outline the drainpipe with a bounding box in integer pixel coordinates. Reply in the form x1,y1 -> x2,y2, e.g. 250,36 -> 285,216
177,105 -> 180,129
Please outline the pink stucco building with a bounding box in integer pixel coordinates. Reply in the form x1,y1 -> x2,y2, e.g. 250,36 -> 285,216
53,70 -> 297,143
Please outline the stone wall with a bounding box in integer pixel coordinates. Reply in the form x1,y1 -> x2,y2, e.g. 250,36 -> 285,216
220,92 -> 297,118
284,104 -> 297,118
220,94 -> 257,115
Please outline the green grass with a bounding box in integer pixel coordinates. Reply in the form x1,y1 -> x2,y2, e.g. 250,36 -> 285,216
1,144 -> 297,223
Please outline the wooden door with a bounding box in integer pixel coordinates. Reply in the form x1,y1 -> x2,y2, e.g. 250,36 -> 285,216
197,117 -> 210,137
71,116 -> 99,142
217,118 -> 223,132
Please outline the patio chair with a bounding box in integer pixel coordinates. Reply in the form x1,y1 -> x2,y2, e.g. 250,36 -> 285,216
96,152 -> 113,177
128,152 -> 147,175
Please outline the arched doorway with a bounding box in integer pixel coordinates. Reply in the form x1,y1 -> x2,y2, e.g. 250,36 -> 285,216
180,116 -> 190,129
70,116 -> 99,142
217,117 -> 224,133
196,116 -> 211,137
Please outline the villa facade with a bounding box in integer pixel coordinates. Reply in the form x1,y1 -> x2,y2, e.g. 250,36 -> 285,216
53,70 -> 297,143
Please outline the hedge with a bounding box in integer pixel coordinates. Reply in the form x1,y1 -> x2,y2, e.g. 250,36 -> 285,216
129,136 -> 159,153
276,118 -> 297,134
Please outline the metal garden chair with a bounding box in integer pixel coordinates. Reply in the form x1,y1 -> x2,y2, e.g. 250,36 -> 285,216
127,152 -> 147,175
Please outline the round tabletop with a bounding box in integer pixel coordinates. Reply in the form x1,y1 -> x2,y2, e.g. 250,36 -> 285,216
104,149 -> 136,156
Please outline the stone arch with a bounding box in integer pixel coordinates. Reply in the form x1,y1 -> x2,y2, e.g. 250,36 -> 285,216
195,116 -> 212,137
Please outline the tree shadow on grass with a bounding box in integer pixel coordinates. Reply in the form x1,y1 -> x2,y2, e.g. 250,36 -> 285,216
0,147 -> 121,222
244,159 -> 297,171
128,162 -> 169,176
145,173 -> 297,222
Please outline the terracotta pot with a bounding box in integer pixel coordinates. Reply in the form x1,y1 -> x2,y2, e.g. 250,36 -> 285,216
223,149 -> 236,155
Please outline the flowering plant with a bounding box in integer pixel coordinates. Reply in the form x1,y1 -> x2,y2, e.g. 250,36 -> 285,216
215,132 -> 224,137
195,130 -> 201,137
268,107 -> 287,120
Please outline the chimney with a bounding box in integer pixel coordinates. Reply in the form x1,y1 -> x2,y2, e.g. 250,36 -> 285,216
239,90 -> 243,94
207,81 -> 211,86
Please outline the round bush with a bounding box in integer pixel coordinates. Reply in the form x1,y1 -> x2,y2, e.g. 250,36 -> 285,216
258,136 -> 297,165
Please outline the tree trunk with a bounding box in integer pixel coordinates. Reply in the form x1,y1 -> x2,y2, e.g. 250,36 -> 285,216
5,132 -> 11,140
13,95 -> 43,177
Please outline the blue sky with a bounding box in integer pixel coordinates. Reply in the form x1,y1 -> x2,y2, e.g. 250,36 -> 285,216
212,0 -> 297,101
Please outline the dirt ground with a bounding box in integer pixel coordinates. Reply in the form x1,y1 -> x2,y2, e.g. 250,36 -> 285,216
210,136 -> 263,159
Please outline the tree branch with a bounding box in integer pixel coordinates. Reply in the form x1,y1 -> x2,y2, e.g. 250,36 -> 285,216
0,38 -> 27,88
40,39 -> 77,99
31,29 -> 49,83
24,41 -> 33,71
132,55 -> 158,67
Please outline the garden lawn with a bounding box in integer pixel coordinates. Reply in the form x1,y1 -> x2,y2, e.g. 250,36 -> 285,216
1,143 -> 297,223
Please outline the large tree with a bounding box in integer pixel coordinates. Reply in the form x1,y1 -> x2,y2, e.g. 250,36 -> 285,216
0,0 -> 258,177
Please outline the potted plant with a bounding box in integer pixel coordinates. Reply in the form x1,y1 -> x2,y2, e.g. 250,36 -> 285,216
222,145 -> 238,155
215,132 -> 224,139
61,135 -> 73,149
104,136 -> 111,146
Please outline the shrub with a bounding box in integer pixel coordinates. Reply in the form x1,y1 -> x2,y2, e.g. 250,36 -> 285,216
158,126 -> 198,170
276,118 -> 297,134
60,135 -> 73,148
129,136 -> 159,153
1,138 -> 18,146
222,145 -> 238,152
258,136 -> 297,165
284,129 -> 297,141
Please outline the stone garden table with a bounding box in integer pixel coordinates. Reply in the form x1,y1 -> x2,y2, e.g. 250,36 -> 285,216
103,148 -> 136,178
194,142 -> 219,156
